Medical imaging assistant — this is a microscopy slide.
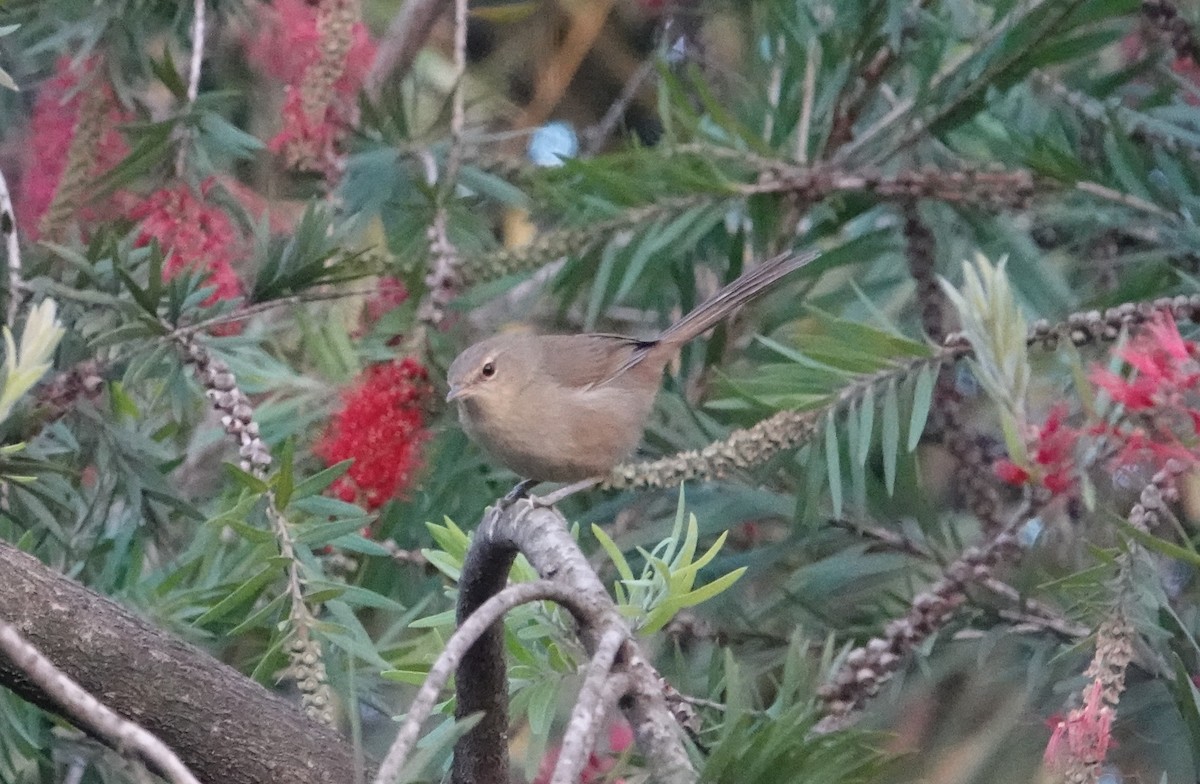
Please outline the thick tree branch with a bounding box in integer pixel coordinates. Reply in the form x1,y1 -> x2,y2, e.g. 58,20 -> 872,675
0,542 -> 359,784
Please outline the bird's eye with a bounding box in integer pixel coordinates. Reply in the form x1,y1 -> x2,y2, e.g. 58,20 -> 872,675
481,361 -> 496,379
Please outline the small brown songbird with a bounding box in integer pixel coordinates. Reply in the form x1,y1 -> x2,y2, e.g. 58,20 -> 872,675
445,248 -> 819,485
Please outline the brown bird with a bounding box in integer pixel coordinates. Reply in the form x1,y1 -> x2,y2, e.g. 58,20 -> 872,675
446,248 -> 819,493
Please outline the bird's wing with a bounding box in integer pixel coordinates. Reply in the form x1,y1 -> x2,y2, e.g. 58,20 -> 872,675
535,334 -> 656,391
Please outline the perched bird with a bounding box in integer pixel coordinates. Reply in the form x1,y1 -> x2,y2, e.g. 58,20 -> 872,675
446,248 -> 818,489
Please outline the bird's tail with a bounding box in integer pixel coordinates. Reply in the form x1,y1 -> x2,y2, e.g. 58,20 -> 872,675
657,248 -> 819,348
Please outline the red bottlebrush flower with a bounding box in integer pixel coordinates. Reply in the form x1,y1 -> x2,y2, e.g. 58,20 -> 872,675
1044,681 -> 1115,772
1024,404 -> 1081,497
364,277 -> 409,326
993,459 -> 1030,486
246,0 -> 377,175
315,359 -> 431,510
128,180 -> 245,333
18,56 -> 129,238
532,720 -> 632,784
1088,313 -> 1200,475
1173,57 -> 1200,106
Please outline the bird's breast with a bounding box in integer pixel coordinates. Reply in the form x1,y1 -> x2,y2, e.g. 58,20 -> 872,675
457,382 -> 655,483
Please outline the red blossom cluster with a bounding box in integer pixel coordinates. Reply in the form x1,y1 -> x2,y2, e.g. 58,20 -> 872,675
995,313 -> 1200,497
532,720 -> 633,784
993,403 -> 1077,495
128,180 -> 245,333
315,358 -> 431,510
18,56 -> 129,237
1043,681 -> 1114,773
1090,313 -> 1200,470
245,0 -> 376,174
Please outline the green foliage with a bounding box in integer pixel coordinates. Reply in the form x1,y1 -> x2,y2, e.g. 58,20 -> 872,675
593,490 -> 746,634
2,0 -> 1200,781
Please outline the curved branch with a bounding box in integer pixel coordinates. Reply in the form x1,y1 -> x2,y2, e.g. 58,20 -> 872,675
374,580 -> 589,784
365,0 -> 450,98
0,620 -> 200,784
450,502 -> 695,784
0,542 -> 359,784
551,625 -> 626,784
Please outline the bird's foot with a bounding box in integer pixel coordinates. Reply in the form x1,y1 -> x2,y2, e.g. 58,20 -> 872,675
498,479 -> 539,509
529,477 -> 601,509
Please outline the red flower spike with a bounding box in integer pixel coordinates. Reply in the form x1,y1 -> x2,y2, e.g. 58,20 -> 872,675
246,0 -> 376,175
18,56 -> 129,237
315,359 -> 431,511
1088,313 -> 1200,477
1043,681 -> 1114,771
128,180 -> 246,334
993,459 -> 1030,486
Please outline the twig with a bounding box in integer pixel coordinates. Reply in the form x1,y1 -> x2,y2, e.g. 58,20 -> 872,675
417,0 -> 468,330
175,0 -> 207,175
373,580 -> 589,784
0,619 -> 201,784
265,496 -> 334,726
0,165 -> 22,328
583,56 -> 658,155
1075,180 -> 1176,220
796,38 -> 817,164
829,517 -> 932,560
169,287 -> 384,335
514,0 -> 617,130
551,625 -> 627,784
443,0 -> 468,192
365,0 -> 449,99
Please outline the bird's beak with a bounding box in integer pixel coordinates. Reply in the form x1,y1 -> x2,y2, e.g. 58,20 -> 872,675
445,385 -> 465,403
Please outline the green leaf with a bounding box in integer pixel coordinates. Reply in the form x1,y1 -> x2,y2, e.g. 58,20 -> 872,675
275,439 -> 296,509
1120,521 -> 1200,568
592,524 -> 635,582
642,567 -> 747,634
825,409 -> 842,519
148,48 -> 188,100
193,567 -> 278,627
907,364 -> 935,452
1169,652 -> 1200,770
882,379 -> 899,495
291,460 -> 353,500
856,383 -> 875,467
222,463 -> 270,494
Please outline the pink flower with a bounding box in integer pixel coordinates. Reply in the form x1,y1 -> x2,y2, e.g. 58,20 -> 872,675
993,459 -> 1030,486
245,0 -> 374,90
997,404 -> 1080,497
1089,313 -> 1200,474
128,180 -> 246,333
1044,681 -> 1114,771
532,720 -> 632,784
315,359 -> 431,510
18,56 -> 129,237
246,0 -> 376,175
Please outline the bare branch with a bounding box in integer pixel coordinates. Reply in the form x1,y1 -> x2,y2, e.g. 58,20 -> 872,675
366,0 -> 450,98
373,580 -> 589,784
450,502 -> 695,784
551,625 -> 627,784
0,165 -> 22,327
175,0 -> 207,175
0,619 -> 200,784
